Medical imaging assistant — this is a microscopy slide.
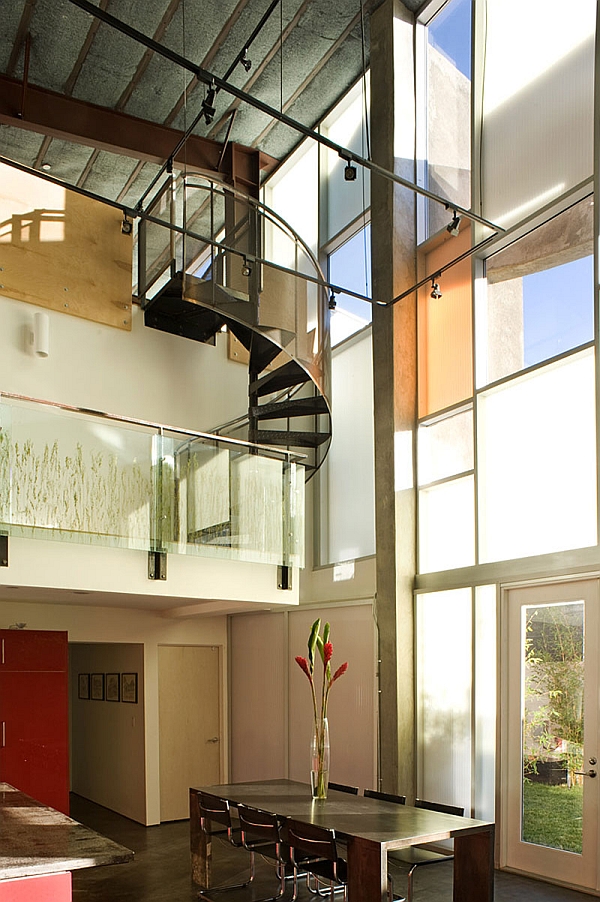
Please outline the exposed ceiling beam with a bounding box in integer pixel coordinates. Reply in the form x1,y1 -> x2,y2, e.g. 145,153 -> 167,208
6,0 -> 37,77
64,0 -> 110,96
164,0 -> 252,127
67,0 -> 502,232
117,0 -> 181,111
206,0 -> 314,141
0,75 -> 277,176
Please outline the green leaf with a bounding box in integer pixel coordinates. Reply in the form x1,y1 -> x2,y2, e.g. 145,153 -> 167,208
308,618 -> 321,670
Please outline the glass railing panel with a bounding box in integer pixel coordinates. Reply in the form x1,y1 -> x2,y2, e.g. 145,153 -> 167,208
163,432 -> 305,567
140,175 -> 182,298
0,398 -> 154,550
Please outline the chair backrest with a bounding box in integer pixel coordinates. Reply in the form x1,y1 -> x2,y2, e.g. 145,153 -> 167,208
237,803 -> 281,844
415,799 -> 464,817
328,781 -> 359,795
364,788 -> 406,805
199,792 -> 233,830
282,817 -> 338,864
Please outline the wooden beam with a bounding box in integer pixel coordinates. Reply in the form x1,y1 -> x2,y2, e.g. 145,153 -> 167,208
0,75 -> 278,177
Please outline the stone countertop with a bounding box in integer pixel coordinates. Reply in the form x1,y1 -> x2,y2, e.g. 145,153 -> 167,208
0,784 -> 134,880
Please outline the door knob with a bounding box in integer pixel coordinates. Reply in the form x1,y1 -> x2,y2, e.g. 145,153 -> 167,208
574,769 -> 597,778
206,736 -> 219,743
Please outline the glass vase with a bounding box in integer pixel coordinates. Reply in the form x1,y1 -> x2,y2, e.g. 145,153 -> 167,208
310,717 -> 330,799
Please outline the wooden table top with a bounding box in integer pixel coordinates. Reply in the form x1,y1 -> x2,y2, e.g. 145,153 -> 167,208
193,779 -> 494,851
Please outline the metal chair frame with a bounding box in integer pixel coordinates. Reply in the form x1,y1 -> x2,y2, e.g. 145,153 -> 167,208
196,792 -> 254,898
327,782 -> 358,795
282,817 -> 347,902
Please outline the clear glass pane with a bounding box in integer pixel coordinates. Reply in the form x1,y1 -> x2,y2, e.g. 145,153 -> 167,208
479,198 -> 594,386
424,0 -> 472,237
418,406 -> 473,485
521,601 -> 584,853
328,225 -> 372,346
419,475 -> 474,573
477,348 -> 597,562
475,585 -> 497,821
417,588 -> 472,812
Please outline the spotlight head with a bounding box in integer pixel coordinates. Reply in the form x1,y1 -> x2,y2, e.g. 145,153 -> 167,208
240,51 -> 252,72
430,278 -> 442,300
241,257 -> 252,277
344,163 -> 357,182
446,211 -> 461,237
202,87 -> 216,125
328,292 -> 337,310
121,215 -> 133,235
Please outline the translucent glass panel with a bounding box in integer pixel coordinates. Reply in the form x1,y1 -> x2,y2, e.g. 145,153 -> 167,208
266,141 -> 318,256
474,585 -> 496,821
478,198 -> 594,387
417,588 -> 472,813
319,332 -> 375,564
328,225 -> 372,346
478,348 -> 597,563
418,228 -> 473,416
481,0 -> 595,227
419,475 -> 474,573
418,406 -> 473,485
321,78 -> 370,244
422,0 -> 472,238
0,399 -> 154,550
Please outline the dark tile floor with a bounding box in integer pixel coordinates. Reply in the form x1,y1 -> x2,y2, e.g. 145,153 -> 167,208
70,794 -> 595,902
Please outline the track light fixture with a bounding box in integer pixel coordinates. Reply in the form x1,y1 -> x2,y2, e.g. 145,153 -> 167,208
240,49 -> 252,72
121,213 -> 133,235
241,256 -> 252,277
329,292 -> 337,310
201,84 -> 216,125
430,276 -> 442,299
447,210 -> 461,237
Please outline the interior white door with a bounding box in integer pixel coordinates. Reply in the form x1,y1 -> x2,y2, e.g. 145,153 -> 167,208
503,579 -> 599,889
158,645 -> 221,822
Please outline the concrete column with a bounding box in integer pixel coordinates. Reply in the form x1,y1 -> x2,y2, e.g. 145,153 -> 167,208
370,0 -> 417,796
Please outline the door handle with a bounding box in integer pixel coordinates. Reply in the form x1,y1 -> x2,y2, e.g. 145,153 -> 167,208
1,722 -> 5,748
574,769 -> 597,778
206,737 -> 219,743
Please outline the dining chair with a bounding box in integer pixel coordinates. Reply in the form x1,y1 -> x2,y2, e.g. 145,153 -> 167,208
363,790 -> 406,902
282,817 -> 348,902
196,792 -> 254,897
387,799 -> 465,902
327,782 -> 359,795
363,788 -> 406,805
236,803 -> 289,902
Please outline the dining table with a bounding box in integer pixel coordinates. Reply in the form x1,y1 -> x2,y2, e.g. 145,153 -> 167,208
189,779 -> 494,902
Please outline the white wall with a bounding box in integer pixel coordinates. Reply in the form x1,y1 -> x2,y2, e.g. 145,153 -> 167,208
70,642 -> 145,823
0,599 -> 228,825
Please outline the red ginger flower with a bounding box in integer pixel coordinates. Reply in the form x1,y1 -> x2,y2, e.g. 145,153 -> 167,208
295,656 -> 312,680
330,662 -> 348,684
323,641 -> 333,665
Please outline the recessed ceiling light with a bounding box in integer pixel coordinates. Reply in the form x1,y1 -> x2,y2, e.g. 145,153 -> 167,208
41,162 -> 52,171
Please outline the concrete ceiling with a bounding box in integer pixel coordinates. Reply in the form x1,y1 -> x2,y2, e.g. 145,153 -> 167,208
0,0 -> 424,207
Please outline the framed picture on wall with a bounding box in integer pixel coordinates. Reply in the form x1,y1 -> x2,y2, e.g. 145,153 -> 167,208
78,673 -> 90,700
106,673 -> 120,702
90,672 -> 105,701
121,672 -> 138,704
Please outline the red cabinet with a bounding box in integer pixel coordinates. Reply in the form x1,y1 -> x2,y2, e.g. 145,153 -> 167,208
0,630 -> 69,814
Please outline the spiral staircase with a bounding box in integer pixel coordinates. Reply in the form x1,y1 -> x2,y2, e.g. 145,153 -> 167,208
138,174 -> 332,482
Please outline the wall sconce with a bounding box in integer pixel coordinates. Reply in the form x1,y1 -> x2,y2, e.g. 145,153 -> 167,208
33,311 -> 50,358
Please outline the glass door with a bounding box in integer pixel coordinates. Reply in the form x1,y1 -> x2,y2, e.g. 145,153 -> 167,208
503,579 -> 599,889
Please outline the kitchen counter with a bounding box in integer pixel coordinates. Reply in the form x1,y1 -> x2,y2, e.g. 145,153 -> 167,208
0,783 -> 133,881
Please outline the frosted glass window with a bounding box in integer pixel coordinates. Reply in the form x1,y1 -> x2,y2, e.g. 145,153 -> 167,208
328,225 -> 372,346
418,406 -> 473,485
419,475 -> 474,573
474,585 -> 496,821
478,348 -> 597,562
266,141 -> 318,255
423,0 -> 472,237
482,0 -> 595,227
417,588 -> 472,813
322,78 -> 370,243
478,197 -> 594,387
319,332 -> 375,564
